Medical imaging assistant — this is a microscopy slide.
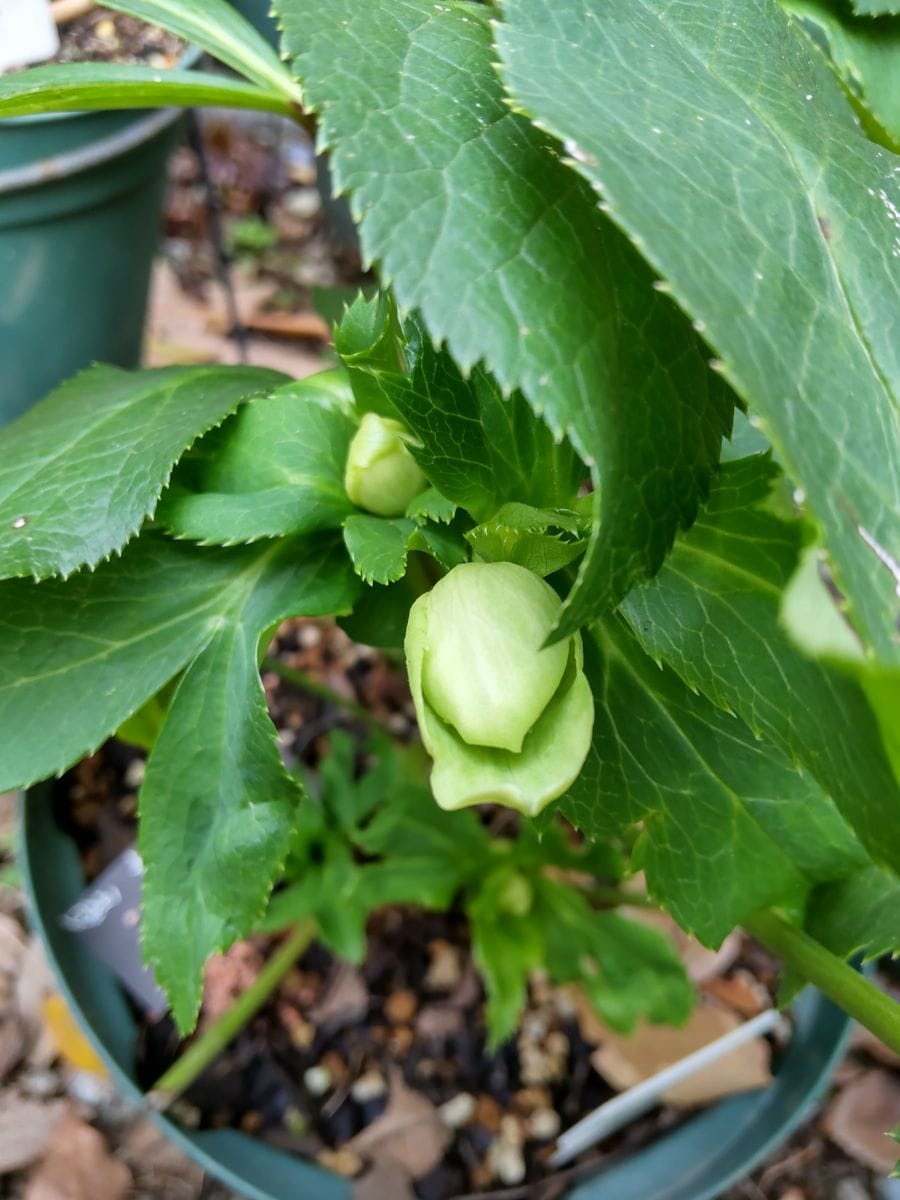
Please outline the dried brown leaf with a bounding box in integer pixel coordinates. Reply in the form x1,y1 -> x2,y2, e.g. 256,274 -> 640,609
0,1094 -> 66,1174
415,1004 -> 464,1042
201,941 -> 265,1026
24,1112 -> 131,1200
0,1015 -> 26,1081
347,1069 -> 451,1180
627,909 -> 741,983
120,1120 -> 203,1196
352,1158 -> 417,1200
702,969 -> 770,1018
590,1001 -> 772,1106
146,261 -> 323,378
823,1069 -> 900,1174
0,912 -> 26,976
309,964 -> 369,1035
15,937 -> 55,1034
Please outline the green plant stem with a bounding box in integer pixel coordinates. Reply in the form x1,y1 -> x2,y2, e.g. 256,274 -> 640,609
261,656 -> 386,731
746,910 -> 900,1056
149,920 -> 317,1109
590,885 -> 657,909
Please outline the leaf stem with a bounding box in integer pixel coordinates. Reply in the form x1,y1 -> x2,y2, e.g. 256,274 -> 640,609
589,884 -> 657,909
746,910 -> 900,1056
261,655 -> 387,731
148,919 -> 317,1109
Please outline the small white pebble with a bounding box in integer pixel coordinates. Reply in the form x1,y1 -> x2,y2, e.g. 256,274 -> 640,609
529,1107 -> 561,1141
304,1065 -> 332,1096
500,1113 -> 524,1146
438,1092 -> 476,1128
351,1069 -> 386,1103
298,624 -> 322,648
124,759 -> 146,790
490,1141 -> 527,1186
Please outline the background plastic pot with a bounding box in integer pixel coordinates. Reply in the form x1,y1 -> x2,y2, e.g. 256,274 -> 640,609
22,783 -> 852,1200
225,1 -> 358,255
0,49 -> 199,428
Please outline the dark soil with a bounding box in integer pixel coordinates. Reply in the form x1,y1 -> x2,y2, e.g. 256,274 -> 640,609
54,11 -> 185,68
48,618 -> 821,1200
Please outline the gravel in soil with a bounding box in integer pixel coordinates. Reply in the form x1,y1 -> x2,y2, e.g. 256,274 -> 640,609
44,617 -> 879,1200
4,619 -> 893,1196
53,11 -> 185,67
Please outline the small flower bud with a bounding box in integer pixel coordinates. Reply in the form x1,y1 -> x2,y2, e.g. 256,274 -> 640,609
344,412 -> 426,517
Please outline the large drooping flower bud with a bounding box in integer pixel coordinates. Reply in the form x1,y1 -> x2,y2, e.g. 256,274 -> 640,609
405,561 -> 594,816
344,412 -> 426,517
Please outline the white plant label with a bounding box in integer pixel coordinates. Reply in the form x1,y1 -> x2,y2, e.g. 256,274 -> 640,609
0,0 -> 60,75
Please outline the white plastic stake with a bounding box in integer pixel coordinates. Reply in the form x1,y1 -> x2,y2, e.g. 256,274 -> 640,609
550,1007 -> 788,1167
0,0 -> 60,75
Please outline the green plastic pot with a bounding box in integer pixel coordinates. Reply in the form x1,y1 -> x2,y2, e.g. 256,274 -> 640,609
22,784 -> 851,1200
0,50 -> 199,427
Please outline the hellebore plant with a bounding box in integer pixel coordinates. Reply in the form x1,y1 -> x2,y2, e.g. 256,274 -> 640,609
0,0 -> 898,1069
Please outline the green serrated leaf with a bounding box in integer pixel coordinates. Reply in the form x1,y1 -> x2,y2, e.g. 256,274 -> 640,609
281,2 -> 732,624
468,888 -> 543,1046
781,543 -> 900,785
158,372 -> 357,545
140,535 -> 359,1030
338,301 -> 585,522
406,488 -> 457,526
0,536 -> 264,790
851,0 -> 900,14
807,865 -> 900,961
98,0 -> 300,102
0,64 -> 292,119
408,522 -> 470,572
564,617 -> 857,946
342,515 -> 416,585
621,456 -> 900,874
497,0 -> 900,662
782,0 -> 900,143
467,503 -> 587,576
338,576 -> 418,649
356,784 -> 491,872
115,680 -> 177,752
535,877 -> 694,1033
0,365 -> 284,580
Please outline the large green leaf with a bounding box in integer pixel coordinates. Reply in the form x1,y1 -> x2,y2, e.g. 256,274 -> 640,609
497,0 -> 900,663
140,535 -> 358,1030
337,299 -> 584,522
342,516 -> 416,585
466,503 -> 587,577
783,0 -> 900,143
0,365 -> 284,580
0,64 -> 292,119
807,865 -> 900,960
157,372 -> 357,545
0,536 -> 252,789
279,1 -> 732,625
565,617 -> 868,945
621,456 -> 900,874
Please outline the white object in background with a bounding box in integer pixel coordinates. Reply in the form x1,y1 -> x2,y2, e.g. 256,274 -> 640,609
0,0 -> 60,74
550,1007 -> 789,1167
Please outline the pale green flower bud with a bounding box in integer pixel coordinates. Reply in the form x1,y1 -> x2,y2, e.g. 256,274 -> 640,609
405,561 -> 594,816
344,412 -> 426,517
